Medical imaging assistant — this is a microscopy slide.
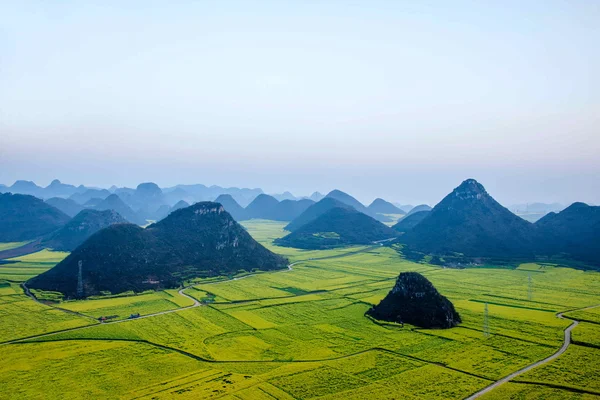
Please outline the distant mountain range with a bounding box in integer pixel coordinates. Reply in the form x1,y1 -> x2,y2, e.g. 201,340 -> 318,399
0,180 -> 330,223
28,202 -> 287,298
69,188 -> 111,205
244,194 -> 314,221
162,184 -> 262,208
3,178 -> 599,267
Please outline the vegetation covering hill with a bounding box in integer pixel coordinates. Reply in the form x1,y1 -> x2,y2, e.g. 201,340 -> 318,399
367,198 -> 404,214
276,206 -> 397,249
42,209 -> 127,251
392,210 -> 430,233
367,272 -> 461,329
285,197 -> 353,232
245,194 -> 280,219
400,179 -> 537,259
93,194 -> 144,225
325,189 -> 391,222
215,194 -> 248,221
163,187 -> 193,206
0,193 -> 70,242
406,204 -> 432,216
45,197 -> 84,217
28,202 -> 287,297
536,202 -> 600,265
325,189 -> 370,214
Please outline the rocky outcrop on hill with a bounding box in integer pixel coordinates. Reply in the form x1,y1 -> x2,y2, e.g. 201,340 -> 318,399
367,272 -> 460,329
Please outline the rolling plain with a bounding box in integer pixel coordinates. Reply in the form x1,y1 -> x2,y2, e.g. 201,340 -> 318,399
1,220 -> 599,399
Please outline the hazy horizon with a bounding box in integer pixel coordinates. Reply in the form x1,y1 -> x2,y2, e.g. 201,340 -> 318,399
1,176 -> 595,209
1,1 -> 599,206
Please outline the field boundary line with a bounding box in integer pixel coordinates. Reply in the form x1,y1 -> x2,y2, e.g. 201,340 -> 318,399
10,336 -> 496,383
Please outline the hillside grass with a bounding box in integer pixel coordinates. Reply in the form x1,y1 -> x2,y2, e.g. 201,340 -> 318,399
1,221 -> 599,399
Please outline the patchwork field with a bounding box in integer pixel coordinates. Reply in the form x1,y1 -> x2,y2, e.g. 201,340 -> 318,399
0,221 -> 599,399
0,249 -> 68,282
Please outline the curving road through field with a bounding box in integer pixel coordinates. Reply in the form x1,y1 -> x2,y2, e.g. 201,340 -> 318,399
10,241 -> 600,400
465,304 -> 600,399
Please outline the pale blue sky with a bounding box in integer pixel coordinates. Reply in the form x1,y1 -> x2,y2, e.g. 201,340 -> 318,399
1,1 -> 598,205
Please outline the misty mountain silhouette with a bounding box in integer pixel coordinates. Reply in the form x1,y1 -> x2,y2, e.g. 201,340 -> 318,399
406,204 -> 432,216
0,193 -> 70,242
45,197 -> 84,217
368,198 -> 404,215
245,194 -> 314,221
93,194 -> 145,225
69,188 -> 111,205
285,197 -> 353,232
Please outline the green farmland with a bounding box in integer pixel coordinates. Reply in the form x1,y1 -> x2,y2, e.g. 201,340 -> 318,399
1,221 -> 599,399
